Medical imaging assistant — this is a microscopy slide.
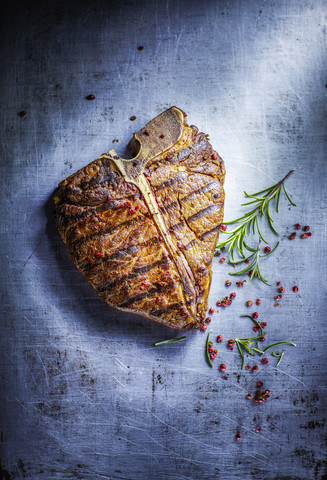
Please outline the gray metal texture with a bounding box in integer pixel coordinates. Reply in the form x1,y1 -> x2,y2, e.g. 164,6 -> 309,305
1,0 -> 326,479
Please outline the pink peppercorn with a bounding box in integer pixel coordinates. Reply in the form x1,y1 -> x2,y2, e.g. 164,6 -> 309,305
246,393 -> 252,399
219,257 -> 226,263
230,292 -> 236,299
205,317 -> 211,323
227,339 -> 235,346
301,232 -> 312,238
210,353 -> 217,360
260,322 -> 267,327
294,223 -> 301,230
279,286 -> 286,293
219,363 -> 227,371
220,224 -> 227,231
264,246 -> 271,253
209,307 -> 215,314
216,335 -> 223,342
86,94 -> 96,100
245,259 -> 250,264
201,325 -> 207,331
253,325 -> 260,332
252,365 -> 259,372
212,152 -> 218,160
265,389 -> 270,395
255,299 -> 261,306
289,232 -> 296,240
260,337 -> 266,342
277,281 -> 281,286
262,358 -> 269,364
292,286 -> 299,292
245,365 -> 251,370
247,300 -> 253,307
255,427 -> 261,433
303,225 -> 310,231
225,280 -> 231,287
257,381 -> 264,387
253,312 -> 259,319
235,433 -> 241,440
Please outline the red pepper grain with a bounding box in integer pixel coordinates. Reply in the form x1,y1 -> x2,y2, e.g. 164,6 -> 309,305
227,339 -> 235,347
265,389 -> 270,395
245,259 -> 250,264
86,256 -> 94,263
212,152 -> 218,160
252,365 -> 259,372
220,224 -> 227,231
277,281 -> 281,286
255,427 -> 261,433
253,325 -> 260,332
219,257 -> 226,263
247,300 -> 253,307
230,292 -> 236,299
279,286 -> 286,293
252,312 -> 259,319
205,317 -> 211,323
86,94 -> 95,100
235,433 -> 241,440
246,393 -> 252,399
201,325 -> 207,331
257,381 -> 264,387
275,302 -> 281,307
130,115 -> 136,121
262,358 -> 269,364
225,280 -> 231,287
292,285 -> 299,292
301,232 -> 312,238
260,337 -> 266,342
303,225 -> 310,231
294,223 -> 301,230
245,365 -> 251,370
219,363 -> 227,371
249,270 -> 253,277
275,295 -> 282,300
289,232 -> 296,240
216,335 -> 223,342
210,353 -> 217,360
256,298 -> 262,306
260,322 -> 267,327
264,246 -> 271,253
95,253 -> 104,258
209,307 -> 215,314
216,301 -> 222,306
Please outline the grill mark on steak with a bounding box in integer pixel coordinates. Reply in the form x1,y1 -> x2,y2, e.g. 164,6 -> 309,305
150,303 -> 182,316
71,213 -> 151,251
98,257 -> 170,292
179,180 -> 218,203
153,172 -> 187,192
117,283 -> 175,308
186,203 -> 222,223
182,239 -> 197,251
199,224 -> 221,241
81,236 -> 160,271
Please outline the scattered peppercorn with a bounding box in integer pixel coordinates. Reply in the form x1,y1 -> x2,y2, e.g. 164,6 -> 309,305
201,325 -> 207,331
260,337 -> 266,342
252,312 -> 259,319
275,302 -> 281,307
246,393 -> 252,399
216,335 -> 223,343
257,381 -> 264,387
262,358 -> 269,364
264,246 -> 271,253
294,223 -> 301,230
219,364 -> 227,371
209,307 -> 215,314
279,286 -> 286,293
86,94 -> 95,100
252,365 -> 259,372
225,280 -> 231,287
159,134 -> 165,138
303,225 -> 310,231
113,139 -> 119,143
245,365 -> 251,370
247,300 -> 253,307
220,224 -> 227,231
230,292 -> 236,299
130,115 -> 136,121
19,110 -> 27,117
260,322 -> 267,327
227,339 -> 235,347
275,295 -> 282,300
276,281 -> 281,286
289,232 -> 296,240
219,257 -> 226,263
256,299 -> 262,306
301,232 -> 312,238
235,433 -> 241,440
212,152 -> 218,160
255,427 -> 261,433
292,285 -> 299,292
138,45 -> 144,50
253,325 -> 260,332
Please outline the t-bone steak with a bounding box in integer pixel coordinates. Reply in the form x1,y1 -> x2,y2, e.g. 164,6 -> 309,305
54,107 -> 225,329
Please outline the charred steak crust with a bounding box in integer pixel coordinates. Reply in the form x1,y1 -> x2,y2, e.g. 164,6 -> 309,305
54,107 -> 225,329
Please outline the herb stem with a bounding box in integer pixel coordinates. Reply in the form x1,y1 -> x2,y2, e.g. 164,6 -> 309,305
206,331 -> 213,368
154,336 -> 186,346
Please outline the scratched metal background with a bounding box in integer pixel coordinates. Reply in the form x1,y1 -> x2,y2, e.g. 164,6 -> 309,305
1,0 -> 327,479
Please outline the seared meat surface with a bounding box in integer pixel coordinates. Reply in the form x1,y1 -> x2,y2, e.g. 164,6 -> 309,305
54,107 -> 225,329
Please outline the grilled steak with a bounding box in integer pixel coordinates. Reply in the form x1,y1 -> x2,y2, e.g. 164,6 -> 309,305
54,107 -> 225,329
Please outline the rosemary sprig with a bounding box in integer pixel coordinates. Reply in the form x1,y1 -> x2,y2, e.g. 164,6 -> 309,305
206,331 -> 213,368
154,336 -> 186,346
217,170 -> 295,260
262,341 -> 296,353
235,335 -> 266,370
229,240 -> 279,286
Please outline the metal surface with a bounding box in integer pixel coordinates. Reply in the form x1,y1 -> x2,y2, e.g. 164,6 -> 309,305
1,0 -> 326,478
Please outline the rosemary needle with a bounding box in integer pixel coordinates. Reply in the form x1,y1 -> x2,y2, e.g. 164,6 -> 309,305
154,336 -> 186,346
